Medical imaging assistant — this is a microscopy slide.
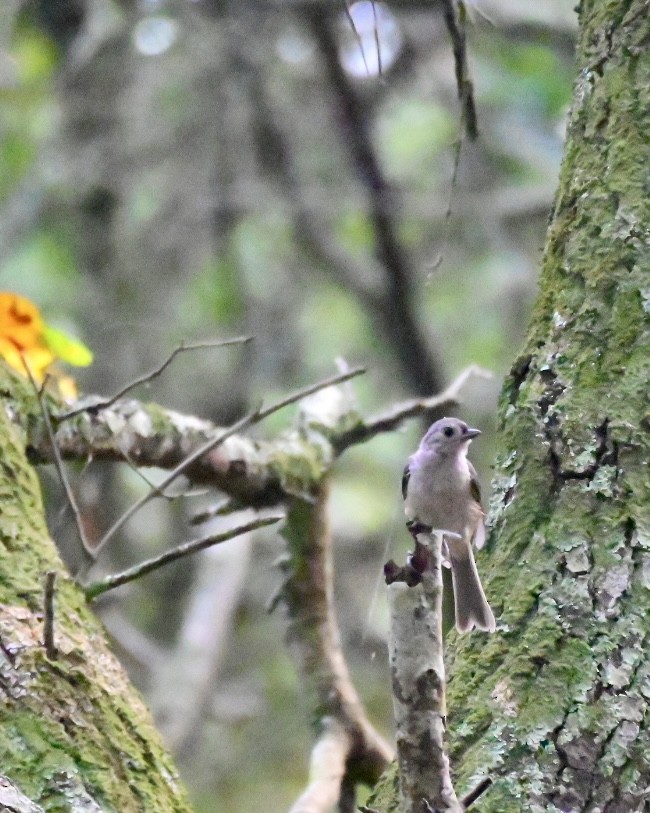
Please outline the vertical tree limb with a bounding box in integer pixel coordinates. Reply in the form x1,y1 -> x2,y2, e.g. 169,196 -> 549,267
282,484 -> 393,810
288,717 -> 353,813
387,532 -> 462,813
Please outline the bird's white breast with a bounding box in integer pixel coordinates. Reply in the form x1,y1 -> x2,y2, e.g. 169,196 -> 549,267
404,450 -> 477,536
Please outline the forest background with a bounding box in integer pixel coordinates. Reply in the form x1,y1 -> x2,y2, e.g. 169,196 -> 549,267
1,1 -> 576,810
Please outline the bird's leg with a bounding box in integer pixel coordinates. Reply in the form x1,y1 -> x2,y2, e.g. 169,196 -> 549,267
406,518 -> 432,542
386,521 -> 440,585
405,519 -> 435,575
408,538 -> 433,575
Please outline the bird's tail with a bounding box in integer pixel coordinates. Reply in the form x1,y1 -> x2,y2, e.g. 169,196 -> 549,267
449,546 -> 496,633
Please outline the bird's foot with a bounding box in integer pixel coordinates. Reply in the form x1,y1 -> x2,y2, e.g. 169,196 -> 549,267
405,519 -> 432,542
408,539 -> 433,575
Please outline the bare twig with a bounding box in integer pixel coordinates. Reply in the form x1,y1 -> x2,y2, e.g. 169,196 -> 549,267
336,365 -> 490,451
428,132 -> 466,275
256,366 -> 365,421
23,362 -> 94,559
43,571 -> 58,660
429,0 -> 478,273
111,441 -> 208,500
58,337 -> 252,421
92,366 -> 365,556
440,0 -> 478,140
461,777 -> 492,809
91,408 -> 260,557
342,1 -> 371,77
288,718 -> 352,813
386,531 -> 461,812
190,498 -> 240,525
84,515 -> 283,600
372,1 -> 382,77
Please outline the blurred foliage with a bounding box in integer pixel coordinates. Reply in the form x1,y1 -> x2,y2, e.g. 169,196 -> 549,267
0,0 -> 575,810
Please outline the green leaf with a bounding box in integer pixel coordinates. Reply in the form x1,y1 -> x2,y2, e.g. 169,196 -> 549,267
42,325 -> 93,367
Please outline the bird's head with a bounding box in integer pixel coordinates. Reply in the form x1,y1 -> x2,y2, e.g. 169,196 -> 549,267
420,417 -> 481,456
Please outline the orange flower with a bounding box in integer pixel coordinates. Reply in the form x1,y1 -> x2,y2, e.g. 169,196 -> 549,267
0,292 -> 93,399
0,293 -> 55,381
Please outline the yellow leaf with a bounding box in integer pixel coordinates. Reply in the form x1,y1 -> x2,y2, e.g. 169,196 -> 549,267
42,324 -> 93,367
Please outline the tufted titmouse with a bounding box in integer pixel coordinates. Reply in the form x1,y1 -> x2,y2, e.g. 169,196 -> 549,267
402,417 -> 496,633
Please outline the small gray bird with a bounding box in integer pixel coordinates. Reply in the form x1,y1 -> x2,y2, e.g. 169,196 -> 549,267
402,417 -> 496,633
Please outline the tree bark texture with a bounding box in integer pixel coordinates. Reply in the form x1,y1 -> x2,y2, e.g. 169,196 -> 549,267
388,569 -> 461,813
371,2 -> 649,811
0,368 -> 192,812
448,2 -> 650,811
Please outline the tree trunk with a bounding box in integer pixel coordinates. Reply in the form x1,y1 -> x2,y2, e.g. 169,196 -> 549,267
0,367 -> 192,813
372,2 -> 650,811
449,2 -> 650,810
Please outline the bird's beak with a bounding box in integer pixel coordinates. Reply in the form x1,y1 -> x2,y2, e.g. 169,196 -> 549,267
463,427 -> 481,440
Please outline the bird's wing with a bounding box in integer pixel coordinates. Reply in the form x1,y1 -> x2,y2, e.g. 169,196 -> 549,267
468,461 -> 482,506
401,463 -> 411,500
468,460 -> 486,549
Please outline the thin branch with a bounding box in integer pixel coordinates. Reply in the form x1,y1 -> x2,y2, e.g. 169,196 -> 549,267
288,718 -> 352,813
256,366 -> 366,421
342,2 -> 371,77
91,408 -> 259,557
92,366 -> 365,556
23,362 -> 94,560
111,439 -> 208,499
428,132 -> 465,275
190,498 -> 240,525
372,1 -> 383,77
84,515 -> 283,600
440,0 -> 478,140
58,337 -> 252,421
461,777 -> 493,809
429,0 -> 478,273
43,571 -> 58,660
336,365 -> 490,451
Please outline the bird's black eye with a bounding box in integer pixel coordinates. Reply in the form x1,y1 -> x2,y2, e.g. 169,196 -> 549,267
443,426 -> 455,438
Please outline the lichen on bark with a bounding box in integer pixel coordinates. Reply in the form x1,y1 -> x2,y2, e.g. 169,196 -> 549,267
369,2 -> 649,811
0,364 -> 192,813
445,2 -> 650,811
